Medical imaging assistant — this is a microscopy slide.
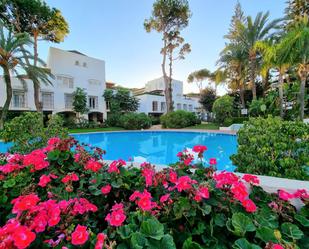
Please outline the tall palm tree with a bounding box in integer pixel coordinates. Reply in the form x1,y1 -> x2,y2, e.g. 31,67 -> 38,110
278,15 -> 309,120
237,12 -> 282,100
218,43 -> 247,108
255,40 -> 290,118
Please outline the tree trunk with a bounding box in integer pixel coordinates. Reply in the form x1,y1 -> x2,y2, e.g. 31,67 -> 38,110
33,32 -> 43,113
161,40 -> 172,113
249,52 -> 257,100
299,73 -> 306,120
239,82 -> 245,109
278,72 -> 284,118
262,69 -> 270,97
0,66 -> 13,129
167,51 -> 174,112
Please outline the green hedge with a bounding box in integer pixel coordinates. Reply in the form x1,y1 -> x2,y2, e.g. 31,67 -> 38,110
231,116 -> 309,180
119,113 -> 152,130
160,110 -> 201,128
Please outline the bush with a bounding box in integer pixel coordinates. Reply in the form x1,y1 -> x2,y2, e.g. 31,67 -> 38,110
119,113 -> 152,130
0,112 -> 68,154
0,138 -> 308,248
160,110 -> 200,128
213,95 -> 234,124
106,113 -> 122,127
231,116 -> 309,180
150,116 -> 160,125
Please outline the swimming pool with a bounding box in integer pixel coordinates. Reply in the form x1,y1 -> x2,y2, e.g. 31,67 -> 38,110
72,131 -> 237,171
0,131 -> 237,171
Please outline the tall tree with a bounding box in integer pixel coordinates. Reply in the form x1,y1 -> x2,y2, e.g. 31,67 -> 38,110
187,69 -> 211,94
236,12 -> 282,100
144,0 -> 191,113
285,0 -> 309,28
199,87 -> 216,113
278,15 -> 309,120
0,0 -> 69,112
0,24 -> 34,128
72,87 -> 89,120
224,1 -> 245,42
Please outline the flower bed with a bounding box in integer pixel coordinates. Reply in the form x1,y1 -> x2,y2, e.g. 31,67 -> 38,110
0,138 -> 308,249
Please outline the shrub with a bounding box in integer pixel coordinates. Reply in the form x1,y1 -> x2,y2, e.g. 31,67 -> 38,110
106,113 -> 122,127
119,113 -> 152,130
160,110 -> 200,128
213,95 -> 234,124
150,116 -> 160,125
231,116 -> 309,180
0,112 -> 68,154
0,138 -> 308,248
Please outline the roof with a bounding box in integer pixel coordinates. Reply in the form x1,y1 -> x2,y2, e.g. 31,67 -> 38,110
67,50 -> 87,56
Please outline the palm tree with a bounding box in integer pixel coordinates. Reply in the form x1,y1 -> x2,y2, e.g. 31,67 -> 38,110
278,15 -> 309,120
237,12 -> 282,100
218,43 -> 247,108
255,40 -> 290,118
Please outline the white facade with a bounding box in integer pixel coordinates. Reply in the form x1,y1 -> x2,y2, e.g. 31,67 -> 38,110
136,77 -> 200,115
0,47 -> 106,121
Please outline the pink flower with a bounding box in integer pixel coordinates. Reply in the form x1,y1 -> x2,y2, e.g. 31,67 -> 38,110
241,199 -> 257,213
12,226 -> 36,249
213,171 -> 239,188
272,244 -> 284,249
38,174 -> 51,187
176,176 -> 197,192
160,194 -> 170,203
108,159 -> 126,174
169,170 -> 178,184
47,137 -> 61,146
141,165 -> 155,187
293,189 -> 309,199
184,157 -> 193,166
198,186 -> 210,199
209,158 -> 217,165
62,173 -> 79,184
85,159 -> 102,172
242,174 -> 259,185
74,153 -> 81,162
192,145 -> 207,154
101,185 -> 111,195
71,225 -> 89,246
11,194 -> 40,213
95,233 -> 106,249
23,149 -> 49,171
231,182 -> 248,202
278,189 -> 294,201
105,203 -> 126,227
129,189 -> 156,211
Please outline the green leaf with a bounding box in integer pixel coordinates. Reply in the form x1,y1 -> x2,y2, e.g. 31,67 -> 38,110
232,238 -> 262,249
147,235 -> 176,249
47,150 -> 60,161
200,204 -> 212,215
295,214 -> 309,227
117,225 -> 133,239
214,213 -> 226,227
182,237 -> 203,249
140,217 -> 164,240
256,226 -> 278,243
0,194 -> 8,204
117,243 -> 129,249
227,213 -> 256,237
3,178 -> 16,188
281,222 -> 304,240
130,232 -> 147,249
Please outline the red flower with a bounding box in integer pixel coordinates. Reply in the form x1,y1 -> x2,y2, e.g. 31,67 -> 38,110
184,157 -> 193,166
95,233 -> 106,249
23,149 -> 49,171
278,189 -> 294,201
169,170 -> 178,184
213,171 -> 238,188
108,159 -> 126,174
129,189 -> 156,211
141,164 -> 155,187
38,174 -> 51,187
242,174 -> 259,185
272,244 -> 284,249
12,194 -> 40,213
241,199 -> 257,213
85,159 -> 102,172
176,176 -> 197,192
160,194 -> 170,203
12,226 -> 36,249
209,158 -> 217,165
198,186 -> 210,199
101,185 -> 112,195
105,203 -> 126,227
192,145 -> 207,154
62,173 -> 79,184
231,182 -> 248,202
71,225 -> 89,246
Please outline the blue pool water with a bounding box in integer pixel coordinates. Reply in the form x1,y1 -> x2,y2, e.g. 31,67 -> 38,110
0,131 -> 237,171
73,131 -> 237,171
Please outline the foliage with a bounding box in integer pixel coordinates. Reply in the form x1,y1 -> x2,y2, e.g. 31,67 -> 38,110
212,95 -> 234,124
0,112 -> 68,154
199,87 -> 217,112
144,0 -> 191,112
160,110 -> 200,128
72,87 -> 89,115
0,138 -> 308,248
231,116 -> 309,180
103,88 -> 139,113
119,113 -> 152,130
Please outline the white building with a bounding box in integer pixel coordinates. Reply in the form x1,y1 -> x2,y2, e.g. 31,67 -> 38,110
0,47 -> 106,122
135,77 -> 201,116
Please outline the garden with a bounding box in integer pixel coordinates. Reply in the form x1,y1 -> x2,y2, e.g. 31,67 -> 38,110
0,138 -> 308,249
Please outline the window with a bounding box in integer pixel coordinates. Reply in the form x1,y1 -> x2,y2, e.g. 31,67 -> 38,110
57,75 -> 74,88
75,60 -> 79,66
83,62 -> 87,67
42,92 -> 54,109
161,102 -> 166,112
189,104 -> 193,111
88,79 -> 101,86
183,104 -> 187,111
65,94 -> 73,109
152,101 -> 158,111
177,103 -> 181,110
12,90 -> 26,108
89,96 -> 98,109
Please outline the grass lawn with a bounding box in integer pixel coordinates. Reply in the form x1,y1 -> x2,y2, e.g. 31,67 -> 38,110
69,127 -> 125,134
184,123 -> 219,130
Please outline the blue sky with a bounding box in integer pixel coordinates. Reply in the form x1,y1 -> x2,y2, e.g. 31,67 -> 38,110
42,0 -> 286,94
